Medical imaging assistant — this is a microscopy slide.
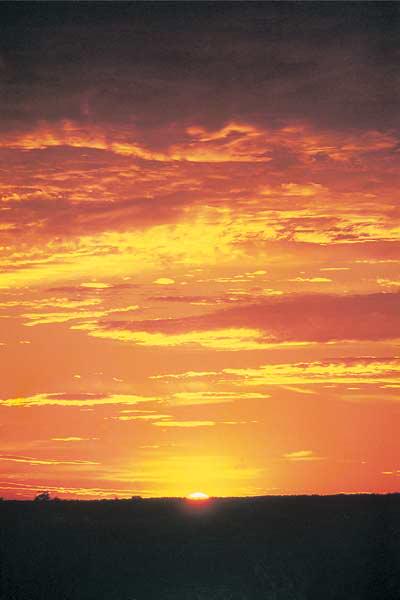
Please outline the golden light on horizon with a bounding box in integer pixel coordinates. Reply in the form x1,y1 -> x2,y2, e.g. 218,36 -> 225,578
186,492 -> 210,501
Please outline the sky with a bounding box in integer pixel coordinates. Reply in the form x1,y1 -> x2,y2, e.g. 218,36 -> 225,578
0,2 -> 399,499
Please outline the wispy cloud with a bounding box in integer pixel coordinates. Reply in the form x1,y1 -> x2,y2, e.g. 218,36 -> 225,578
152,358 -> 400,387
1,393 -> 159,407
51,437 -> 98,442
0,455 -> 99,466
282,450 -> 324,462
153,421 -> 216,428
170,391 -> 268,406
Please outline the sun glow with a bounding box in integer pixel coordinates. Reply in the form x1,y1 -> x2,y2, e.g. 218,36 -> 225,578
186,491 -> 210,501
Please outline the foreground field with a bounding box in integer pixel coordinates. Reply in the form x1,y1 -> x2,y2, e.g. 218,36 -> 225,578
1,495 -> 399,599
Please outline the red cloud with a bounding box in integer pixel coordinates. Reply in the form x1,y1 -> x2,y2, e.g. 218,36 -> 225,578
99,292 -> 400,344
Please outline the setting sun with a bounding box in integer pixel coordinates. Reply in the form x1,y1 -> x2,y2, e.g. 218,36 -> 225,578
186,492 -> 210,501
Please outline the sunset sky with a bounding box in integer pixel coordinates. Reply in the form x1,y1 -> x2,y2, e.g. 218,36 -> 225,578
0,2 -> 399,499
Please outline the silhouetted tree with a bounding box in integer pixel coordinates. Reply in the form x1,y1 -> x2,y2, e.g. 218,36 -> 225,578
34,491 -> 51,502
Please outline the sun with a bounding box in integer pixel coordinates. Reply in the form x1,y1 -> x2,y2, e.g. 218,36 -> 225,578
186,491 -> 210,501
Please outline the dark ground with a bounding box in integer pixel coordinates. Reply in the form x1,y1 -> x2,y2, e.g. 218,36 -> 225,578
0,495 -> 399,600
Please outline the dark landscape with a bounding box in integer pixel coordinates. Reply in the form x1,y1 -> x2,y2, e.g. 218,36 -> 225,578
1,495 -> 399,600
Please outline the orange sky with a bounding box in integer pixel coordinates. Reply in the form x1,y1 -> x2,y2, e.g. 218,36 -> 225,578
0,3 -> 399,499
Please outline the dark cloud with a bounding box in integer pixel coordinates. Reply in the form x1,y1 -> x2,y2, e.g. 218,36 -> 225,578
0,2 -> 399,133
